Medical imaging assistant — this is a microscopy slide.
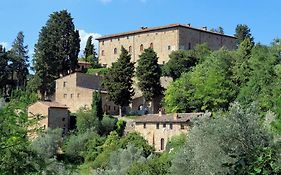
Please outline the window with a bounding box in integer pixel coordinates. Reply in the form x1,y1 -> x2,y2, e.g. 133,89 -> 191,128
63,81 -> 66,87
70,94 -> 73,98
140,44 -> 144,52
188,43 -> 191,50
143,123 -> 146,129
127,36 -> 129,39
77,93 -> 80,98
168,45 -> 171,50
170,123 -> 173,129
160,138 -> 164,150
156,123 -> 159,129
102,41 -> 104,45
110,39 -> 112,42
181,124 -> 185,129
108,106 -> 111,110
163,123 -> 166,128
129,46 -> 132,53
62,118 -> 65,121
101,50 -> 105,56
114,106 -> 116,110
64,94 -> 67,98
150,43 -> 153,49
155,32 -> 158,35
114,48 -> 117,54
163,61 -> 165,64
118,38 -> 120,41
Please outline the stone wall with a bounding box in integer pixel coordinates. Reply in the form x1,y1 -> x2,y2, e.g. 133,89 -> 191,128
135,122 -> 189,152
98,28 -> 178,67
178,27 -> 236,50
55,73 -> 119,114
98,25 -> 236,67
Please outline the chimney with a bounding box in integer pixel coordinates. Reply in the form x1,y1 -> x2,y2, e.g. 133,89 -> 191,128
141,26 -> 148,30
202,26 -> 207,30
173,113 -> 179,120
187,23 -> 191,27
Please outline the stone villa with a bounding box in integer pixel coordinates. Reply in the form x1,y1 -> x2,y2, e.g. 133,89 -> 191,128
134,112 -> 205,152
96,23 -> 236,67
55,72 -> 119,114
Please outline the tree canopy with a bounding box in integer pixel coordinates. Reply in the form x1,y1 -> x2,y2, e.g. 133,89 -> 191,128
103,46 -> 135,116
136,48 -> 163,102
33,10 -> 80,99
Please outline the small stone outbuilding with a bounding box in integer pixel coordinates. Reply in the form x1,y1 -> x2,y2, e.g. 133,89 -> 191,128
28,101 -> 69,138
134,112 -> 204,152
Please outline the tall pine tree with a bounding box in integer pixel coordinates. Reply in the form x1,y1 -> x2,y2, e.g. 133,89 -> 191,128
103,46 -> 135,116
234,24 -> 254,45
0,45 -> 8,95
33,10 -> 80,99
8,31 -> 29,90
83,36 -> 98,67
136,48 -> 163,110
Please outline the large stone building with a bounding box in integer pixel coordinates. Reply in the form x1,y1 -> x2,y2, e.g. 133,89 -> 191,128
134,112 -> 204,152
55,72 -> 119,114
96,23 -> 236,67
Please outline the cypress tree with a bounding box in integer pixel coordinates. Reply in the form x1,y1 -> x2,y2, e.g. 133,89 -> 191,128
136,48 -> 163,103
8,31 -> 29,90
33,10 -> 80,99
103,46 -> 135,116
92,90 -> 103,121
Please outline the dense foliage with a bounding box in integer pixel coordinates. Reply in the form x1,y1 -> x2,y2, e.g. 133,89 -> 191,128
103,46 -> 135,116
136,48 -> 163,102
33,10 -> 80,99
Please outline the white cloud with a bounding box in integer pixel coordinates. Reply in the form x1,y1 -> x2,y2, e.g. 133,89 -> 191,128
78,29 -> 102,56
0,42 -> 10,50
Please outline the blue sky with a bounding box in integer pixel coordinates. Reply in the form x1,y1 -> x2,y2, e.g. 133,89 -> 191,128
0,0 -> 281,59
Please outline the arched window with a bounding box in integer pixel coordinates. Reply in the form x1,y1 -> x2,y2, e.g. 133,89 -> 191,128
129,46 -> 132,53
140,44 -> 144,52
114,48 -> 117,54
160,138 -> 165,150
150,43 -> 153,49
101,50 -> 104,56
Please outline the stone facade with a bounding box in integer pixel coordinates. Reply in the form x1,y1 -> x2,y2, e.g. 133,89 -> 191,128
28,101 -> 69,138
134,113 -> 204,152
55,72 -> 119,114
97,24 -> 236,67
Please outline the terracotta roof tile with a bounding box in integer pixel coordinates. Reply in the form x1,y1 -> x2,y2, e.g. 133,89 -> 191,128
96,24 -> 236,40
134,113 -> 204,123
39,101 -> 68,108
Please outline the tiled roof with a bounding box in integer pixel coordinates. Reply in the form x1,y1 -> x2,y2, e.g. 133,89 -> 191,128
134,113 -> 204,123
39,101 -> 68,108
96,23 -> 236,40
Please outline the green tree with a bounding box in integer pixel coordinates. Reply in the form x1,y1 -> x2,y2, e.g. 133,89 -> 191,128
164,49 -> 237,112
210,26 -> 224,34
162,50 -> 197,80
170,104 -> 281,175
83,36 -> 100,68
136,48 -> 163,108
234,24 -> 254,45
8,31 -> 29,90
103,46 -> 135,116
94,145 -> 146,175
232,37 -> 254,86
33,10 -> 80,99
0,45 -> 8,95
76,109 -> 98,133
92,91 -> 103,121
